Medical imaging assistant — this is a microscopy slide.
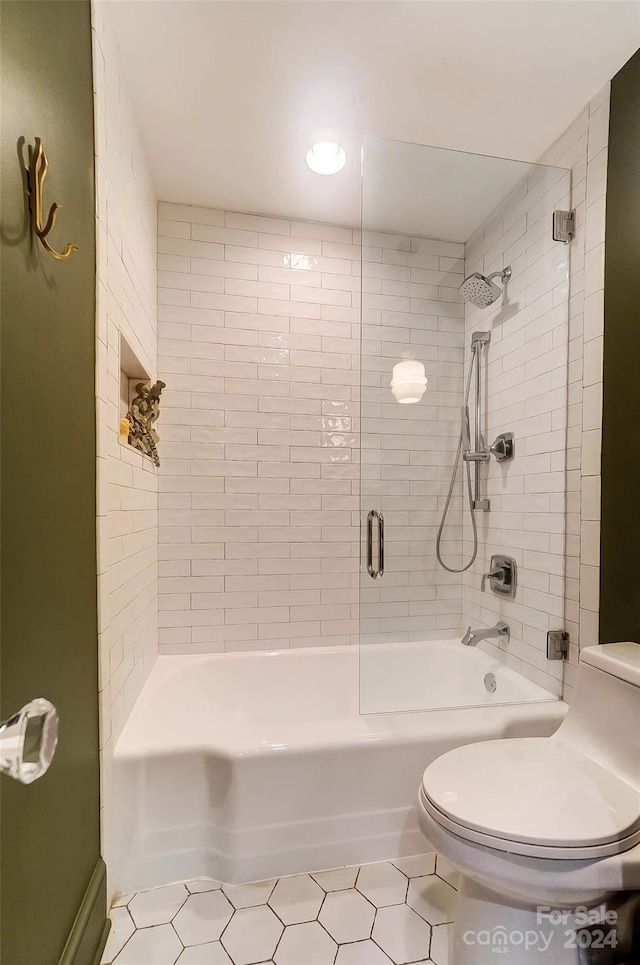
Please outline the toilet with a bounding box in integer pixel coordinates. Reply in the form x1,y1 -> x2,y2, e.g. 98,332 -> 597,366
417,643 -> 640,964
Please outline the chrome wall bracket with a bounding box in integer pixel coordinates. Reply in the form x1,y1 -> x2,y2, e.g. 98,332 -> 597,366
552,210 -> 576,244
547,630 -> 570,661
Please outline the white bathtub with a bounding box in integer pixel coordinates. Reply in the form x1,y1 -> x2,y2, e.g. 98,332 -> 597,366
112,641 -> 566,893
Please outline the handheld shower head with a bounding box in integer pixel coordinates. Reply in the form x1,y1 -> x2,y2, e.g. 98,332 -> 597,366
459,266 -> 512,309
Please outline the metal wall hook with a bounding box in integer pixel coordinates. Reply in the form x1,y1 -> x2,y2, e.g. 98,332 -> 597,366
25,138 -> 78,261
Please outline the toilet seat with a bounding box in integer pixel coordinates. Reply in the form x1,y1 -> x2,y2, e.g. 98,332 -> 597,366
421,737 -> 640,860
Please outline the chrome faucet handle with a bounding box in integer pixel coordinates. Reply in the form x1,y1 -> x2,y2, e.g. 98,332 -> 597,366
481,567 -> 506,592
489,432 -> 515,462
481,555 -> 517,597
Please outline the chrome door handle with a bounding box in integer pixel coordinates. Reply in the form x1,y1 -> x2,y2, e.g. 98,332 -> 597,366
0,698 -> 58,784
367,510 -> 384,580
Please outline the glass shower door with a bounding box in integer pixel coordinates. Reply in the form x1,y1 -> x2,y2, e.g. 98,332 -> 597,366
359,135 -> 570,714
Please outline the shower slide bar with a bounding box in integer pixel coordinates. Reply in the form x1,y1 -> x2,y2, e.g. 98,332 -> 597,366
463,331 -> 492,511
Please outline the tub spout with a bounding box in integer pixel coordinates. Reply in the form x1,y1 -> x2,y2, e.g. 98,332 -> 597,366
461,621 -> 510,647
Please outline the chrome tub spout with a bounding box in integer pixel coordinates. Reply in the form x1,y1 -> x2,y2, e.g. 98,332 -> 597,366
461,621 -> 510,647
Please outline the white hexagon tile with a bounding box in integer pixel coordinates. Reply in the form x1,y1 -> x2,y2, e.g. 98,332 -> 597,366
269,874 -> 325,926
173,890 -> 235,947
102,851 -> 456,965
318,890 -> 375,944
222,905 -> 284,964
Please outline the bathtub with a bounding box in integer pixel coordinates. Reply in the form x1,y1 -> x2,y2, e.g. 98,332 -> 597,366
112,640 -> 566,893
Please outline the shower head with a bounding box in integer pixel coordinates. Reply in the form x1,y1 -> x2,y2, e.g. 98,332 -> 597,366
459,266 -> 512,309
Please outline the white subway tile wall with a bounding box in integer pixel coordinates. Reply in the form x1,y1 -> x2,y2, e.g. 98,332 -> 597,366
157,205 -> 362,652
156,86 -> 608,674
460,162 -> 570,696
460,86 -> 609,697
93,1 -> 158,860
360,239 -> 466,643
157,207 -> 471,652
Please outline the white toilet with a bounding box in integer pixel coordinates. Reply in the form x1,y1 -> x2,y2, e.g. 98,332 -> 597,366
417,643 -> 640,964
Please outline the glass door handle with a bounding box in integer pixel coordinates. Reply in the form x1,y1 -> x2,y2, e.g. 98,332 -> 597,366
367,510 -> 384,580
0,698 -> 59,784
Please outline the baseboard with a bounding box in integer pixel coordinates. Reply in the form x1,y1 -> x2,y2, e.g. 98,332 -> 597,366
58,858 -> 110,965
91,920 -> 112,965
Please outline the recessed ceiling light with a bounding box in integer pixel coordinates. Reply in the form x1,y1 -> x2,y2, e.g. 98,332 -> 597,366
306,141 -> 346,175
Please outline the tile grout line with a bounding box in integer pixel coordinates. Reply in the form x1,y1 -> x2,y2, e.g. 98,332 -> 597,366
108,859 -> 455,965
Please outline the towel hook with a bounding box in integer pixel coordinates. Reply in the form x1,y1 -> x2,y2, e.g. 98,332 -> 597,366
26,138 -> 78,261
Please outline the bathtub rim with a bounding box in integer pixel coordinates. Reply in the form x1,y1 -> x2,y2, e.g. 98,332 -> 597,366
114,643 -> 566,759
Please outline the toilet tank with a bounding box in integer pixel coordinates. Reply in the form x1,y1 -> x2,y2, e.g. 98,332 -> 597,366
558,643 -> 640,788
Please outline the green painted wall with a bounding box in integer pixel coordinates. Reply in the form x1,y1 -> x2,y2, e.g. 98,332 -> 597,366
0,1 -> 104,962
600,48 -> 640,643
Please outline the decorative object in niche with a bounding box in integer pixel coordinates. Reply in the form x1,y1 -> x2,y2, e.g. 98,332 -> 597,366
25,138 -> 78,260
126,381 -> 166,467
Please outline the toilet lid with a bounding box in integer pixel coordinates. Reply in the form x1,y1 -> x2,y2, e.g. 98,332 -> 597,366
422,738 -> 640,854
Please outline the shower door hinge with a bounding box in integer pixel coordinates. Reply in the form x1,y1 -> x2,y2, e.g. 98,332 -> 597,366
547,630 -> 570,660
552,210 -> 576,244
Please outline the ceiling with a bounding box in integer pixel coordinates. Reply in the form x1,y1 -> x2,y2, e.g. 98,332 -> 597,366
106,0 -> 640,234
363,137 -> 538,241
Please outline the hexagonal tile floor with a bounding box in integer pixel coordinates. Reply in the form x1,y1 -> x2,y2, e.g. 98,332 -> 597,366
102,853 -> 455,965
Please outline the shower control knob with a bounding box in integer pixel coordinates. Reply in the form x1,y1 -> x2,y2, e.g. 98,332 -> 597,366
489,432 -> 515,462
482,555 -> 517,598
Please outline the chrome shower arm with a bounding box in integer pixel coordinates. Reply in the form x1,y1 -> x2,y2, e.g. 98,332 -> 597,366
486,266 -> 513,285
